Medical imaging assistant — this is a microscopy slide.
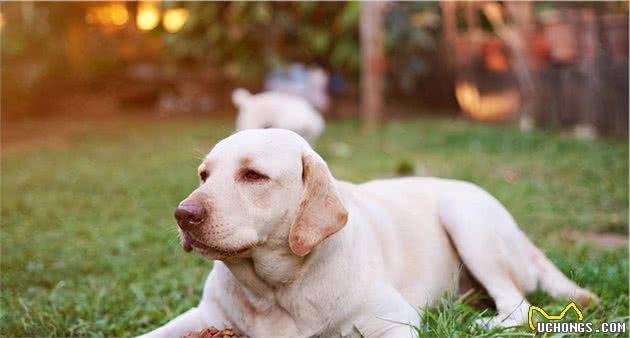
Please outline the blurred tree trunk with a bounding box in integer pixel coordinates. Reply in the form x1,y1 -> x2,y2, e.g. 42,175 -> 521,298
439,1 -> 458,63
464,2 -> 479,31
574,9 -> 601,139
482,2 -> 537,130
360,1 -> 387,129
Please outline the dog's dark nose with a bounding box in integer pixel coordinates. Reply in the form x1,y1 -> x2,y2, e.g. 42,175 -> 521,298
175,201 -> 206,230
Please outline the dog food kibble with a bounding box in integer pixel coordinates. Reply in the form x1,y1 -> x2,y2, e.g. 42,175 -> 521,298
180,326 -> 249,338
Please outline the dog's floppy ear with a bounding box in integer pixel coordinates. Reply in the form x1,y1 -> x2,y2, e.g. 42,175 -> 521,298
289,152 -> 348,256
232,88 -> 251,107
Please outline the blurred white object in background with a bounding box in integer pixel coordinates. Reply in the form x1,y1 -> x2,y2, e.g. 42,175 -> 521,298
265,63 -> 330,112
232,88 -> 325,145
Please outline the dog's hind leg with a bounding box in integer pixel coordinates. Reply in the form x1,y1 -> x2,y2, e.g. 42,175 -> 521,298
437,184 -> 534,327
436,182 -> 596,328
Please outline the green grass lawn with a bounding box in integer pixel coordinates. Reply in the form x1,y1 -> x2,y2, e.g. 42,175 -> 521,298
1,118 -> 628,337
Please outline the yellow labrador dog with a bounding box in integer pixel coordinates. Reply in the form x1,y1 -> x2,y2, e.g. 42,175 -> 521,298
139,129 -> 597,338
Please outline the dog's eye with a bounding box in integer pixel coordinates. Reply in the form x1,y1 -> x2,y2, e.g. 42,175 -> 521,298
199,170 -> 209,182
241,169 -> 269,182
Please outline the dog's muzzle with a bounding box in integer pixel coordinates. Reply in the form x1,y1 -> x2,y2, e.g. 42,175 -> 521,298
174,200 -> 206,231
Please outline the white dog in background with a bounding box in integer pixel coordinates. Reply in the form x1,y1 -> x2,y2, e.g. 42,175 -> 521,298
139,129 -> 598,338
232,88 -> 325,145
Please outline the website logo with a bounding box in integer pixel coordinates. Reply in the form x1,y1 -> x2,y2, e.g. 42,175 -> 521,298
528,302 -> 626,335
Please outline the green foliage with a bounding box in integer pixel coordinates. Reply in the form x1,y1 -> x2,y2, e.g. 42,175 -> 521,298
164,2 -> 360,82
164,2 -> 444,86
385,3 -> 441,93
1,3 -> 85,95
0,3 -> 81,60
1,118 -> 627,336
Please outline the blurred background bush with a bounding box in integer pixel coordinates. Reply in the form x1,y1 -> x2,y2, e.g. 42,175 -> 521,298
1,1 -> 628,136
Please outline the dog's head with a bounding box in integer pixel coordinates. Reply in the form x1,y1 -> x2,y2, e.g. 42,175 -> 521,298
175,129 -> 348,259
231,88 -> 252,109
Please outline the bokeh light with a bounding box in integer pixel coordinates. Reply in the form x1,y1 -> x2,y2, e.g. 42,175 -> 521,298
110,4 -> 128,26
137,1 -> 160,31
163,8 -> 189,33
84,3 -> 128,28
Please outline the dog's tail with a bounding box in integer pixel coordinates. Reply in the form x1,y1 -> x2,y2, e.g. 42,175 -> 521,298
528,241 -> 599,308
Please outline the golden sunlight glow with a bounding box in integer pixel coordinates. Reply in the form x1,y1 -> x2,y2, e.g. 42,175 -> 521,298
137,2 -> 160,31
163,8 -> 189,33
0,12 -> 4,33
110,4 -> 129,26
85,3 -> 128,28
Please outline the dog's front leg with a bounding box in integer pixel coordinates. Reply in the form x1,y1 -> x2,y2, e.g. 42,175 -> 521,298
350,286 -> 420,338
136,306 -> 214,338
136,269 -> 232,338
